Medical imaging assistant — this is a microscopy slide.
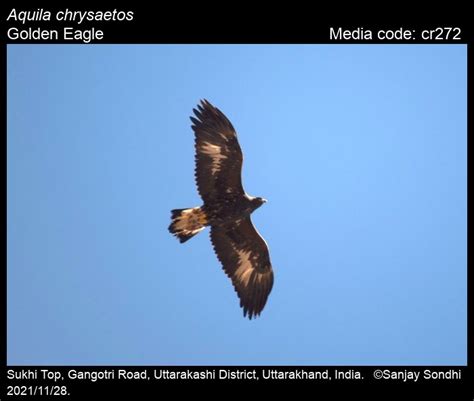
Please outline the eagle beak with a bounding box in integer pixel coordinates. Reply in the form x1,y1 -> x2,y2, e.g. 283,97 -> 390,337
262,198 -> 268,203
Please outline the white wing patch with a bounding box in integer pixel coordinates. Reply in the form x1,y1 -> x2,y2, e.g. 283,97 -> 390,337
200,141 -> 227,175
234,249 -> 253,287
233,248 -> 265,287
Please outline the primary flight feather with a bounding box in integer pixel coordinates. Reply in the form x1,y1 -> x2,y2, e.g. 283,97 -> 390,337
168,99 -> 274,319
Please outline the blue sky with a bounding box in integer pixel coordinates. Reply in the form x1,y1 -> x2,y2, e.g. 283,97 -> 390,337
7,45 -> 466,365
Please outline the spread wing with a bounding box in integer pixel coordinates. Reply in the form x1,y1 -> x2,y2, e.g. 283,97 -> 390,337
191,99 -> 244,203
210,217 -> 274,319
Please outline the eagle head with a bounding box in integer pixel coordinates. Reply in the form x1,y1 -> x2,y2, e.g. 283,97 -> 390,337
245,194 -> 267,212
254,197 -> 267,207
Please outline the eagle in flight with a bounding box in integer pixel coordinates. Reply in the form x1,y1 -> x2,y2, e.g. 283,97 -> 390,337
168,99 -> 274,319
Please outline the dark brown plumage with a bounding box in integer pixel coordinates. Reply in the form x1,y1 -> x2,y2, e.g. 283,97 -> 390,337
168,99 -> 274,319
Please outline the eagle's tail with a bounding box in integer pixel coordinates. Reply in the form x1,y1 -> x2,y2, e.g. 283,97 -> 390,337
168,207 -> 207,243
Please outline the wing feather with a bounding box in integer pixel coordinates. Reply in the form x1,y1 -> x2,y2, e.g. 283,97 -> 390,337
191,99 -> 245,203
210,217 -> 274,319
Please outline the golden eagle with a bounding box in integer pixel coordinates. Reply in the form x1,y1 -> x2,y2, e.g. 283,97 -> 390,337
169,100 -> 273,319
